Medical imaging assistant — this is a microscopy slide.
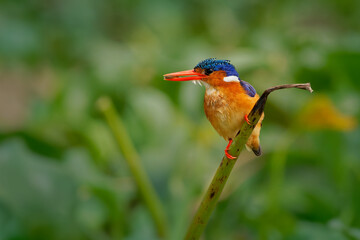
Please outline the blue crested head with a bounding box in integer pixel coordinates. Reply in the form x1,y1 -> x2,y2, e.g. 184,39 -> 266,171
193,58 -> 256,97
194,58 -> 239,78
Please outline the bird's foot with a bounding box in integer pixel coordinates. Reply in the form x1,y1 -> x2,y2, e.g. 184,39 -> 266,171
244,114 -> 251,125
225,151 -> 236,159
224,139 -> 236,159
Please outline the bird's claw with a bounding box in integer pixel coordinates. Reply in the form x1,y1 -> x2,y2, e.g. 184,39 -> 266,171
225,139 -> 236,159
225,150 -> 236,159
244,114 -> 251,125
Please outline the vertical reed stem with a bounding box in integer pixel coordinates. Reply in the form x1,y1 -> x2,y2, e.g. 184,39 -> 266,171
97,97 -> 168,238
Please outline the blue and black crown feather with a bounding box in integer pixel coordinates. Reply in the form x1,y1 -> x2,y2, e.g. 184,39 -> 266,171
194,58 -> 256,97
194,58 -> 239,77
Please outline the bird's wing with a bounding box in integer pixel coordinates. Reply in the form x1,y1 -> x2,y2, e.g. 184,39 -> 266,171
240,80 -> 256,97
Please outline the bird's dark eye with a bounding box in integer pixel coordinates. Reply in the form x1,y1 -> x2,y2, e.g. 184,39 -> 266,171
204,69 -> 214,75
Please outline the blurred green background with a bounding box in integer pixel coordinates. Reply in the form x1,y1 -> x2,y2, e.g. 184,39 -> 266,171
0,0 -> 359,239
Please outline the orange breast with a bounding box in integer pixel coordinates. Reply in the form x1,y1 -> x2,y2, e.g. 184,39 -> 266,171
204,82 -> 259,140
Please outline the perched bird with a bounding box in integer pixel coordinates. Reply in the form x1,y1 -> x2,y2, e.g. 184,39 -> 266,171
164,58 -> 264,159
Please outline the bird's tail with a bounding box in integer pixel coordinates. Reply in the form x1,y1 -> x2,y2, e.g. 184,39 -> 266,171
245,143 -> 262,156
245,117 -> 263,156
252,146 -> 262,156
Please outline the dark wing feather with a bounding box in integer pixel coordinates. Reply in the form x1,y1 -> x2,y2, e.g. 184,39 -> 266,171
240,80 -> 256,97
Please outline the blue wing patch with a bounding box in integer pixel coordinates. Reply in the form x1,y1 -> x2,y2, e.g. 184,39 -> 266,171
240,80 -> 256,97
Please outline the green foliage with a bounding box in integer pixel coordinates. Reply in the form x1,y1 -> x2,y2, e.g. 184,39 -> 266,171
0,0 -> 359,239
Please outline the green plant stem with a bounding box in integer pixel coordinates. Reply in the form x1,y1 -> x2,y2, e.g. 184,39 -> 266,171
97,97 -> 168,238
185,83 -> 313,240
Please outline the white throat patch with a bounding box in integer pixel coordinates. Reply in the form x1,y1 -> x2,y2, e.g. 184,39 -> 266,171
192,80 -> 217,95
223,76 -> 239,82
203,82 -> 217,95
192,80 -> 202,86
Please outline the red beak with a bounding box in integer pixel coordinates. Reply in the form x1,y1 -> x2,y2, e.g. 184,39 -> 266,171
163,69 -> 207,81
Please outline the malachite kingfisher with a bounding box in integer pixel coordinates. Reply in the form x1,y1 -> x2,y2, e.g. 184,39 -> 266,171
164,58 -> 264,159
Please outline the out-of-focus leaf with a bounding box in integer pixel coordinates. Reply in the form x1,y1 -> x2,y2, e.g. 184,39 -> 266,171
125,206 -> 158,240
290,221 -> 347,240
0,139 -> 80,239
